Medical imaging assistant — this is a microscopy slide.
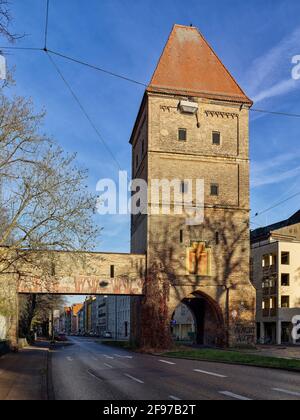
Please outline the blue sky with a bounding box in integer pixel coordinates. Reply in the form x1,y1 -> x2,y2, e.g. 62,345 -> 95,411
4,0 -> 300,253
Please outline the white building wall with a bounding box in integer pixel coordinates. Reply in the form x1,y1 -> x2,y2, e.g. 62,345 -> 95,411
0,315 -> 7,340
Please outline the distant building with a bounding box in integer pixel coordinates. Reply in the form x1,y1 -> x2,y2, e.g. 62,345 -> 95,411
60,307 -> 72,334
171,303 -> 195,342
94,296 -> 131,340
251,211 -> 300,345
77,305 -> 85,334
106,296 -> 131,340
71,303 -> 84,334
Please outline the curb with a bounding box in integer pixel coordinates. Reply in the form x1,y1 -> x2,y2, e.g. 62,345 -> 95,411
158,354 -> 300,374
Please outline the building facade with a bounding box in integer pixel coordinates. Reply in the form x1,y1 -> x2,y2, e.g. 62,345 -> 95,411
171,303 -> 195,342
251,211 -> 300,345
130,24 -> 255,346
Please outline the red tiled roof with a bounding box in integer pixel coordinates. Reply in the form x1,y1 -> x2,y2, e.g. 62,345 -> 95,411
147,25 -> 252,105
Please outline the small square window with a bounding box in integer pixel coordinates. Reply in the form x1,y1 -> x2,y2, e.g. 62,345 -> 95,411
281,252 -> 290,265
212,131 -> 221,145
178,128 -> 187,141
110,265 -> 115,278
281,274 -> 290,286
210,184 -> 219,196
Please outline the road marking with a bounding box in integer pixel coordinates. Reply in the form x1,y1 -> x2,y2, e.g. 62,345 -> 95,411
66,357 -> 73,362
194,369 -> 227,378
219,391 -> 252,401
124,373 -> 144,384
114,354 -> 133,359
272,388 -> 300,398
87,370 -> 102,381
104,355 -> 114,359
92,357 -> 98,361
169,395 -> 181,401
159,359 -> 176,365
104,363 -> 113,369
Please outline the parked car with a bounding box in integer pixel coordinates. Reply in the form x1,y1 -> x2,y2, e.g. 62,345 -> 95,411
54,333 -> 67,342
102,331 -> 112,339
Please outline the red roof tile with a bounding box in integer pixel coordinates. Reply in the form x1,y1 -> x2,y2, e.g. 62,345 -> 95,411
148,25 -> 252,105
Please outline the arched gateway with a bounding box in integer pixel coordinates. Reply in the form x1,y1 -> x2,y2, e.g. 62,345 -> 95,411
0,25 -> 256,348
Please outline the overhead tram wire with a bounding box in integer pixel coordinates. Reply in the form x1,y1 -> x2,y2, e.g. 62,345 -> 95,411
250,108 -> 300,119
44,0 -> 50,50
251,191 -> 300,220
47,49 -> 148,87
46,52 -> 123,172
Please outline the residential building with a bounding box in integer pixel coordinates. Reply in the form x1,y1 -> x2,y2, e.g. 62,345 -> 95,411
171,303 -> 195,342
77,305 -> 85,335
251,210 -> 300,345
71,303 -> 83,334
60,307 -> 72,334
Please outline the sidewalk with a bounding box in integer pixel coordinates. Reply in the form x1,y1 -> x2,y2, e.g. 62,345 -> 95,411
0,340 -> 49,400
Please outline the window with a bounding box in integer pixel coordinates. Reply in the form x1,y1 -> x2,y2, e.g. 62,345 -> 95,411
210,184 -> 219,196
281,296 -> 290,308
262,255 -> 270,268
110,265 -> 115,278
212,131 -> 221,145
281,274 -> 290,287
142,140 -> 145,155
281,252 -> 290,265
215,232 -> 219,245
178,128 -> 187,141
180,230 -> 183,244
181,181 -> 188,194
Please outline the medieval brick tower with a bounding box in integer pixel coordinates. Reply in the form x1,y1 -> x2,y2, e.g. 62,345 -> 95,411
130,24 -> 255,347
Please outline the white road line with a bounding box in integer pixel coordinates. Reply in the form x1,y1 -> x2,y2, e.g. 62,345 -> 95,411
87,370 -> 101,381
92,357 -> 98,361
66,357 -> 73,362
114,354 -> 133,359
104,363 -> 113,369
169,395 -> 181,401
194,369 -> 227,378
272,388 -> 300,398
104,355 -> 114,359
219,391 -> 252,401
124,373 -> 144,384
159,359 -> 176,365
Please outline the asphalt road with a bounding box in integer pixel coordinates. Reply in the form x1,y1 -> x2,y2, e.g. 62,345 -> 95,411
50,337 -> 300,401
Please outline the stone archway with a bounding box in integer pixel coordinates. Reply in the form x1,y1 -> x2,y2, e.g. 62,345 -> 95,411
173,291 -> 225,347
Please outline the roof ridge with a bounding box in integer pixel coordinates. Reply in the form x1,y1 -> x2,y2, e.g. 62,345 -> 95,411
194,27 -> 252,105
147,24 -> 252,105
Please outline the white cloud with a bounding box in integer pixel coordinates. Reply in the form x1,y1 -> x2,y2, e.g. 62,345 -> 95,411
252,151 -> 300,188
245,26 -> 300,103
253,78 -> 297,104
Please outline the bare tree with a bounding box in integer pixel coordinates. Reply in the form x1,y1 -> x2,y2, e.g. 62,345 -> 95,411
0,82 -> 100,293
0,1 -> 21,43
19,294 -> 66,340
